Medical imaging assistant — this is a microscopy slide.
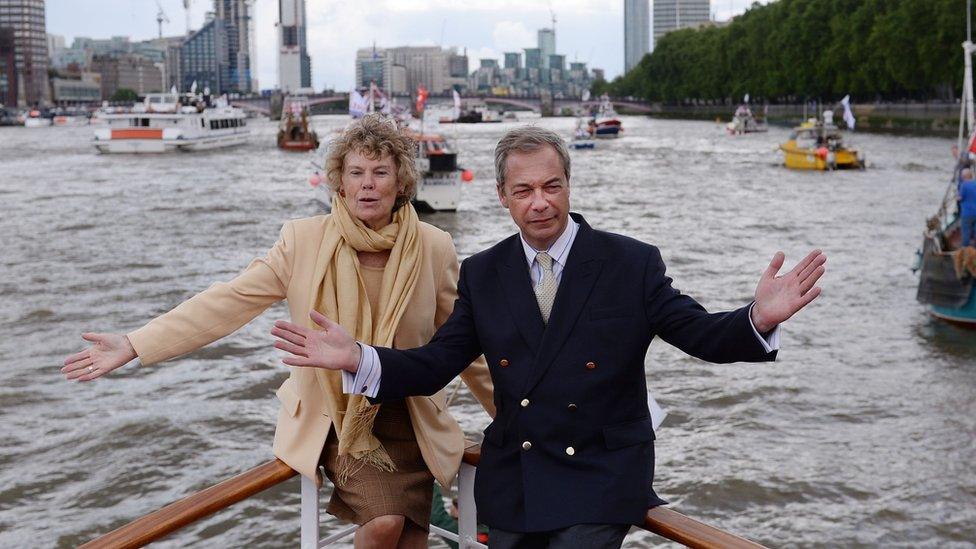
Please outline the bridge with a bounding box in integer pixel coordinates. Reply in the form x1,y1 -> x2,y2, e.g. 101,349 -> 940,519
230,93 -> 655,117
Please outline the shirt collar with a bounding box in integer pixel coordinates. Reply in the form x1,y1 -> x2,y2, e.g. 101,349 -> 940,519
520,217 -> 580,269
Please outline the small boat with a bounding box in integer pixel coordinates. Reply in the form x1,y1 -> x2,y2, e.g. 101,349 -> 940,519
92,91 -> 249,154
571,119 -> 596,149
277,96 -> 319,152
779,115 -> 864,170
312,129 -> 472,213
453,101 -> 501,124
726,104 -> 767,134
23,109 -> 52,128
915,23 -> 976,328
52,108 -> 91,127
589,93 -> 622,138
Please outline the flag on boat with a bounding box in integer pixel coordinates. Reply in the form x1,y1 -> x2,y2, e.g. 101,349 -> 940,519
349,89 -> 369,118
452,88 -> 461,120
581,89 -> 590,102
744,93 -> 750,103
840,95 -> 856,130
415,85 -> 428,113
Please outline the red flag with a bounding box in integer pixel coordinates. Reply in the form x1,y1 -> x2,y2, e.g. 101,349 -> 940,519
415,85 -> 429,113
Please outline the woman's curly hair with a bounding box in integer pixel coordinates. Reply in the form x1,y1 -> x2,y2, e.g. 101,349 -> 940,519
325,114 -> 418,211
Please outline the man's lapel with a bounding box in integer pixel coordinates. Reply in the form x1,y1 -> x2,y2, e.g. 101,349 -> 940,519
522,214 -> 603,394
496,236 -> 545,354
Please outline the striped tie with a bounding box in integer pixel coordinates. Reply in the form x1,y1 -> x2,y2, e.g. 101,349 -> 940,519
534,252 -> 557,324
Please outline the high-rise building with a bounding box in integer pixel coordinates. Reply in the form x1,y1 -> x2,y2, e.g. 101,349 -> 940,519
214,0 -> 255,93
624,0 -> 649,72
524,48 -> 541,70
91,53 -> 163,99
278,0 -> 311,93
537,28 -> 554,69
355,47 -> 391,90
0,27 -> 15,105
0,0 -> 49,106
503,52 -> 521,70
653,0 -> 710,48
180,17 -> 230,94
389,46 -> 448,94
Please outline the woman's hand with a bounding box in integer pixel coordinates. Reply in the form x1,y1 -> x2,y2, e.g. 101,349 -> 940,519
271,311 -> 361,373
61,333 -> 138,382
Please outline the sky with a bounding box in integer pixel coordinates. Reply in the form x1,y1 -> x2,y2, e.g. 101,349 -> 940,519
45,0 -> 770,92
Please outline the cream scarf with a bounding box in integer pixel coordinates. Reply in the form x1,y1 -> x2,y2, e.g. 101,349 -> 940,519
314,195 -> 421,483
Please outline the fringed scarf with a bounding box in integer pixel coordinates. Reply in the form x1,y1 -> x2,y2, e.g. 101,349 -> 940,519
314,195 -> 421,483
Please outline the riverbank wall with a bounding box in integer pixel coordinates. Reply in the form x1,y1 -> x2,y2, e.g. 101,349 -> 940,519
624,103 -> 962,136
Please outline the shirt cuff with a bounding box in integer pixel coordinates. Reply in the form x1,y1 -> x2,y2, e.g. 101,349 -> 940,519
748,303 -> 781,353
341,343 -> 381,398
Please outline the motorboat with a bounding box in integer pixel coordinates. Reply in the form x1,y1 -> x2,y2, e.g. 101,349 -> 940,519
277,96 -> 319,152
92,91 -> 249,153
779,115 -> 864,170
726,104 -> 767,134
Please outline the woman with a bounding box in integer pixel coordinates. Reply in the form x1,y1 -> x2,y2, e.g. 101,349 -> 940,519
62,114 -> 494,548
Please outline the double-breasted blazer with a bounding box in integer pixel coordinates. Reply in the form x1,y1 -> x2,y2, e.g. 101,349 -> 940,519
370,213 -> 777,532
127,215 -> 495,486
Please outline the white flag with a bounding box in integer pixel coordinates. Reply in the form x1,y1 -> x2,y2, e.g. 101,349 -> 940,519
840,95 -> 856,130
349,89 -> 368,118
581,89 -> 591,102
452,88 -> 461,120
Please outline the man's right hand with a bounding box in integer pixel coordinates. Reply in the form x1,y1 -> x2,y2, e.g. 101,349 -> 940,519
271,311 -> 361,373
62,333 -> 137,382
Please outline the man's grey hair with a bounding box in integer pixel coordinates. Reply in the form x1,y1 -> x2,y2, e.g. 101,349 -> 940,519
494,126 -> 571,188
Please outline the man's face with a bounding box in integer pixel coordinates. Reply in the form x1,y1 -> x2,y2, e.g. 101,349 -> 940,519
496,145 -> 570,250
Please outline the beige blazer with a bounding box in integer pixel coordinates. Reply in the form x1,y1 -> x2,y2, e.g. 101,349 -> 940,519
127,215 -> 495,487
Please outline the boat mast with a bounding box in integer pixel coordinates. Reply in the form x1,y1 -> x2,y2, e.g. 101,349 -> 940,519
959,0 -> 975,152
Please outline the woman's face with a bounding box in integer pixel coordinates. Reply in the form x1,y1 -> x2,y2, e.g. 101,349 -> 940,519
340,149 -> 401,230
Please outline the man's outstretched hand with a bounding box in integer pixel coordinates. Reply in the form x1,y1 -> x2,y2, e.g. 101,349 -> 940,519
751,249 -> 826,333
271,311 -> 361,373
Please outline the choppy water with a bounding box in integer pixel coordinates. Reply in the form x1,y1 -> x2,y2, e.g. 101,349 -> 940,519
1,115 -> 974,548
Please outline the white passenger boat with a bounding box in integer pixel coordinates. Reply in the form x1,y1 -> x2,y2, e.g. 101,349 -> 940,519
92,92 -> 249,154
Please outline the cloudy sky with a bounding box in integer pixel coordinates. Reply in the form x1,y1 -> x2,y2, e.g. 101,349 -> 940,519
46,0 -> 769,91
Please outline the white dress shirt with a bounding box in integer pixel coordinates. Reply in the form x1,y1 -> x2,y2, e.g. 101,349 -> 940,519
344,221 -> 779,397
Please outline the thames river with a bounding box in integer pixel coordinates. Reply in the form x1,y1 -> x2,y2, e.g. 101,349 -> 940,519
1,115 -> 974,548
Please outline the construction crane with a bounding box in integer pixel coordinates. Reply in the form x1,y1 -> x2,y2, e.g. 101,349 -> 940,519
155,0 -> 170,39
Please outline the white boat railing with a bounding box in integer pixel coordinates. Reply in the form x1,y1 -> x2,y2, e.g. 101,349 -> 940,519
299,459 -> 485,548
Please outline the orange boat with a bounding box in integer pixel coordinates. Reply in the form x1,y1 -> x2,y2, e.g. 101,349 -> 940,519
277,96 -> 319,152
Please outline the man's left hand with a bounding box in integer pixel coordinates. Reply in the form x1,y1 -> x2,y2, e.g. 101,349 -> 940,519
751,249 -> 826,333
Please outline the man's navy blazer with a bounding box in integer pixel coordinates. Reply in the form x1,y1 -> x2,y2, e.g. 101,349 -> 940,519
372,213 -> 777,532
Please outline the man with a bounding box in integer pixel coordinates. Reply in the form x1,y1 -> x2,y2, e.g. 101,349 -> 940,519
958,168 -> 976,248
273,127 -> 826,548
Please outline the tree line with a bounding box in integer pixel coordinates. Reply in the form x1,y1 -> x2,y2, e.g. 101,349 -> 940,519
596,0 -> 967,104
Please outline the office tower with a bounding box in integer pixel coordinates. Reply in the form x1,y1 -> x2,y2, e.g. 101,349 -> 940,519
180,16 -> 230,94
278,0 -> 311,92
213,0 -> 255,93
537,28 -> 554,69
623,0 -> 649,72
653,0 -> 710,48
0,0 -> 49,106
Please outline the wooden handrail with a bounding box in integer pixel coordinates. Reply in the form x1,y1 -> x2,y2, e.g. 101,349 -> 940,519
80,459 -> 297,549
83,444 -> 766,549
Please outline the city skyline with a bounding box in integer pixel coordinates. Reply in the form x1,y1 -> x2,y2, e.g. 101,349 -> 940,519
45,0 -> 769,92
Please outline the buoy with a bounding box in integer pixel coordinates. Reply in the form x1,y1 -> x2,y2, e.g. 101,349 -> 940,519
461,169 -> 474,182
309,173 -> 322,187
816,146 -> 828,160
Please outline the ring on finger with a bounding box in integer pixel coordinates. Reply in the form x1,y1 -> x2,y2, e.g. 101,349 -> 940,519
88,366 -> 94,373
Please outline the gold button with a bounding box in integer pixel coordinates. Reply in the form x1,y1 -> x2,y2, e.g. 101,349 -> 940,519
499,359 -> 510,367
585,361 -> 596,370
520,398 -> 530,407
567,403 -> 578,411
565,446 -> 575,456
522,441 -> 532,450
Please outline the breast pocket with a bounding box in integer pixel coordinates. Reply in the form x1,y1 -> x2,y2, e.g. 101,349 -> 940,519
603,416 -> 655,450
275,378 -> 302,417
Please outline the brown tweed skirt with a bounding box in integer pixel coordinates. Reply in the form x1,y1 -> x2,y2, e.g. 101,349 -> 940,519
319,399 -> 434,530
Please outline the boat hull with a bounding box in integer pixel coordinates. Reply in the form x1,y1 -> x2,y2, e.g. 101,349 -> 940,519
93,132 -> 249,154
780,142 -> 862,170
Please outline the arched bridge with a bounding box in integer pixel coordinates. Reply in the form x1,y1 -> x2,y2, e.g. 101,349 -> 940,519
230,93 -> 655,116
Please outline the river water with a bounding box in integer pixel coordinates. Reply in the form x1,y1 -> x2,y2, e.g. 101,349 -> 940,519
0,115 -> 974,548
